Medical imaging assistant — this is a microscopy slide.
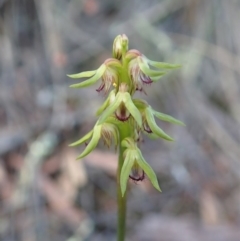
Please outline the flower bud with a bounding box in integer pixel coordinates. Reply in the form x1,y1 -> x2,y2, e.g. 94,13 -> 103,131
113,34 -> 129,59
128,58 -> 152,93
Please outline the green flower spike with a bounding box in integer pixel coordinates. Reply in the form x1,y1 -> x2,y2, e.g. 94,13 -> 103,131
68,58 -> 121,93
120,137 -> 161,196
69,122 -> 119,160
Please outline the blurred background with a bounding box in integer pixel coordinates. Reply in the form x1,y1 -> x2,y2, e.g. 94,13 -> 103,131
1,0 -> 240,240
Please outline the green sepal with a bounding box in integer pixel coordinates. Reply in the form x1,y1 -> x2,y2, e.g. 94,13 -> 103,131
69,130 -> 93,147
150,75 -> 166,82
152,109 -> 185,126
120,150 -> 135,196
96,91 -> 114,116
138,57 -> 166,77
123,93 -> 142,127
69,65 -> 106,88
106,58 -> 122,69
133,99 -> 148,111
98,92 -> 142,127
121,137 -> 136,149
98,93 -> 122,124
145,132 -> 159,140
113,133 -> 119,150
76,125 -> 102,159
111,124 -> 119,150
125,49 -> 141,62
145,108 -> 174,141
104,116 -> 122,126
67,70 -> 96,79
147,60 -> 181,70
136,149 -> 161,192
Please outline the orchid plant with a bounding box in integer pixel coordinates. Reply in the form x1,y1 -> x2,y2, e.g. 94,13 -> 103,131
68,34 -> 184,241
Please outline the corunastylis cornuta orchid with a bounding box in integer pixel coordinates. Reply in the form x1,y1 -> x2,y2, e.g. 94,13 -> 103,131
68,34 -> 184,241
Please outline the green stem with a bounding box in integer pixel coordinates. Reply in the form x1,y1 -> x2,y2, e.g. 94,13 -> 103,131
116,48 -> 131,241
117,143 -> 127,241
116,121 -> 132,241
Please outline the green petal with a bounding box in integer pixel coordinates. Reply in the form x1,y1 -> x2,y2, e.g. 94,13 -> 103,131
112,125 -> 119,150
105,116 -> 122,126
96,90 -> 115,116
147,60 -> 181,70
138,57 -> 166,77
98,93 -> 122,124
120,150 -> 135,196
106,58 -> 122,69
150,74 -> 166,82
152,109 -> 185,126
133,99 -> 148,110
76,125 -> 101,159
123,93 -> 142,127
67,70 -> 96,79
69,65 -> 106,88
121,137 -> 136,149
145,108 -> 174,141
145,132 -> 159,140
136,149 -> 161,192
69,130 -> 93,147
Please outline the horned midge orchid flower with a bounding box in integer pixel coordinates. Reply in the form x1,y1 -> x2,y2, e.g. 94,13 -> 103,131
133,99 -> 185,141
69,121 -> 119,159
98,83 -> 142,127
126,49 -> 181,93
68,58 -> 121,94
120,137 -> 161,195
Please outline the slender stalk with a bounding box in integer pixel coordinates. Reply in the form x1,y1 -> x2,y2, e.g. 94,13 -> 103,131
117,143 -> 127,241
116,123 -> 131,241
117,47 -> 130,240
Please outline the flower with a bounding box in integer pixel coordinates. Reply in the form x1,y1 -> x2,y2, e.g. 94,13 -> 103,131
97,83 -> 142,126
96,66 -> 117,93
69,121 -> 119,159
126,49 -> 181,93
120,137 -> 161,196
133,99 -> 185,141
68,58 -> 121,94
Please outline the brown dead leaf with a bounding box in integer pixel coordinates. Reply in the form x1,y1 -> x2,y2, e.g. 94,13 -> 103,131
38,175 -> 87,228
58,147 -> 88,202
200,188 -> 224,225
